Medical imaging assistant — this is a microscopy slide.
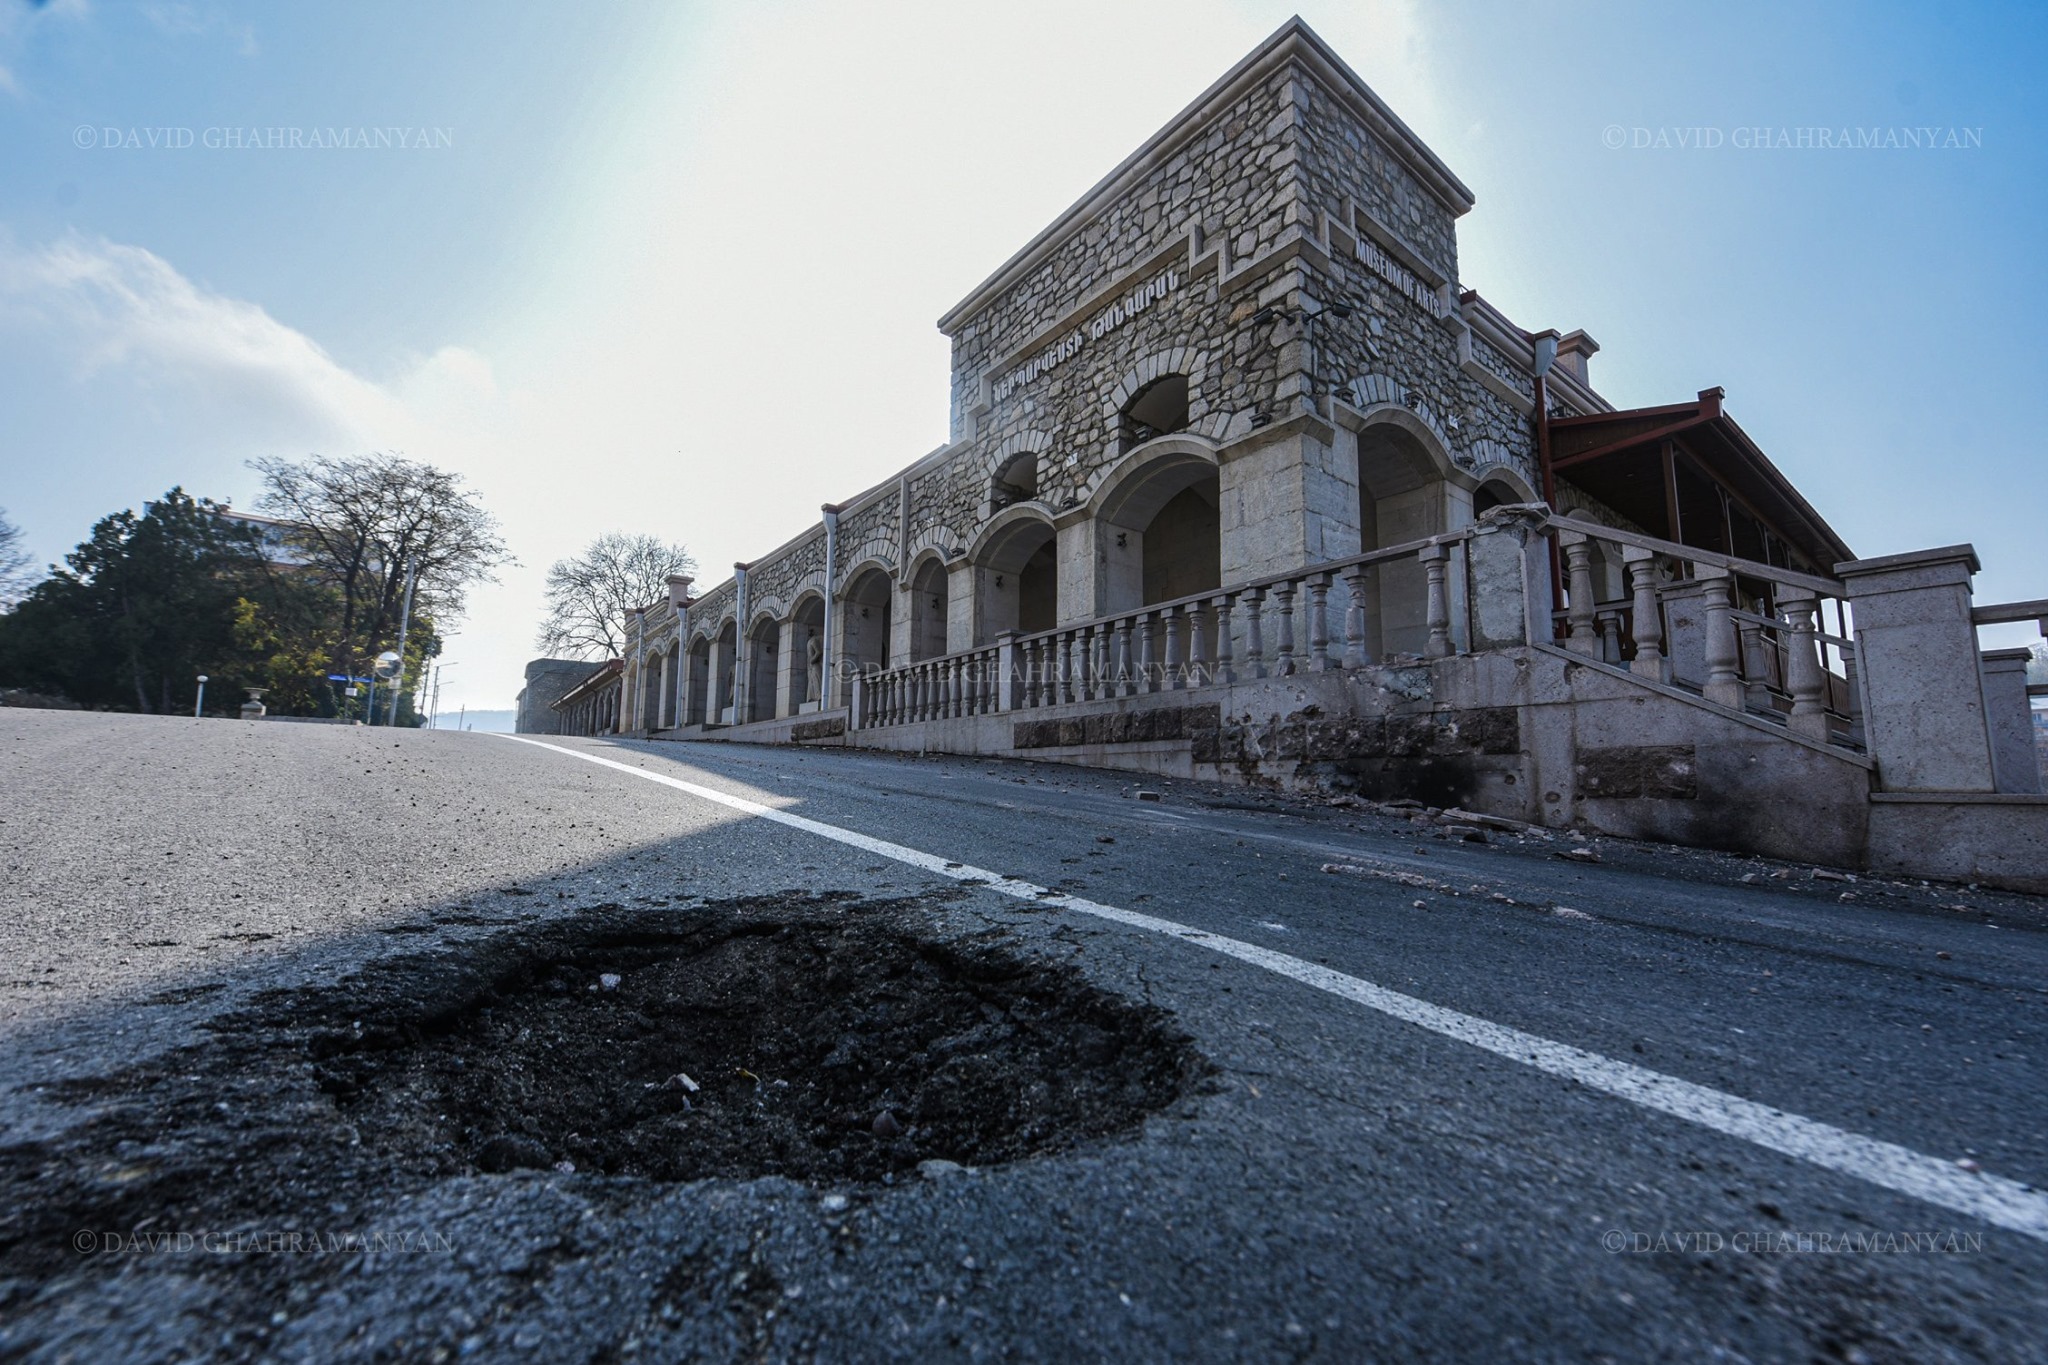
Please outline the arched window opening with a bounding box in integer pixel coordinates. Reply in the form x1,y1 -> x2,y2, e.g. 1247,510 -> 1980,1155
909,559 -> 949,662
969,518 -> 1058,646
747,618 -> 779,722
842,568 -> 893,693
1473,478 -> 1521,518
685,636 -> 711,726
990,452 -> 1038,511
1356,422 -> 1449,659
785,596 -> 827,712
1095,450 -> 1221,618
1120,374 -> 1189,452
1140,485 -> 1221,606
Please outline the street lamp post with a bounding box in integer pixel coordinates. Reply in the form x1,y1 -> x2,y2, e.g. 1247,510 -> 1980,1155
194,675 -> 208,718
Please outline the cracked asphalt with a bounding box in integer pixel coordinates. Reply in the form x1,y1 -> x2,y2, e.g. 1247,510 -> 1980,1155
2,707 -> 2045,1362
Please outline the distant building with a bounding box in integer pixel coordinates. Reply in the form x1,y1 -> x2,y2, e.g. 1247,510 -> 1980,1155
516,658 -> 608,735
549,659 -> 623,737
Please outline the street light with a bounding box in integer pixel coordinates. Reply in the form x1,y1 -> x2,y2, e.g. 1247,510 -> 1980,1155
194,675 -> 208,718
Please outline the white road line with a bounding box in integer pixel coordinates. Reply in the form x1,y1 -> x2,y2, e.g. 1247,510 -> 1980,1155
498,734 -> 2048,1241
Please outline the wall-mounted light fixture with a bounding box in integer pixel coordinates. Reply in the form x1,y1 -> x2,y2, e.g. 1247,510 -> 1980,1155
1115,532 -> 1128,549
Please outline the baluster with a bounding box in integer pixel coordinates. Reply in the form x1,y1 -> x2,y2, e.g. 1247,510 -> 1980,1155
1115,617 -> 1136,697
1625,550 -> 1666,681
1137,611 -> 1158,693
1158,608 -> 1180,690
1049,633 -> 1067,705
1213,594 -> 1237,685
1700,567 -> 1742,708
1089,625 -> 1107,700
1188,600 -> 1211,688
1840,635 -> 1865,745
1245,587 -> 1268,678
1339,566 -> 1370,668
1780,593 -> 1830,740
1273,581 -> 1298,675
1307,573 -> 1334,670
1562,534 -> 1600,654
1419,549 -> 1451,659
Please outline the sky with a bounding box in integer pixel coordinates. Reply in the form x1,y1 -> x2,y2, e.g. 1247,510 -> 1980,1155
1,0 -> 2043,711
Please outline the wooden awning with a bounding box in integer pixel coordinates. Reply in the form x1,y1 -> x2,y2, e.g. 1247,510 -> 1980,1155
1547,388 -> 1853,576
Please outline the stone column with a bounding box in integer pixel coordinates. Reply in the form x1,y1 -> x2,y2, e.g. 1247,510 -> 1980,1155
819,506 -> 840,706
1980,648 -> 2041,794
775,619 -> 799,719
667,574 -> 693,726
730,564 -> 750,723
1835,545 -> 1994,792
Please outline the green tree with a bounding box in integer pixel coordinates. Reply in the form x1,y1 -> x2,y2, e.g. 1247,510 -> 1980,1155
0,490 -> 268,712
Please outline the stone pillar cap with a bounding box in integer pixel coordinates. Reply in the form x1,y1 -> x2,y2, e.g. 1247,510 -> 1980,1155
1835,544 -> 1980,578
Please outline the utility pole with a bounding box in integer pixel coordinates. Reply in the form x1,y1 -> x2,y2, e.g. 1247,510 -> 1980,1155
386,560 -> 417,728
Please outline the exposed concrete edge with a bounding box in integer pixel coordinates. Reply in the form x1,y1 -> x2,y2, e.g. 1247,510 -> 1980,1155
1868,792 -> 2048,806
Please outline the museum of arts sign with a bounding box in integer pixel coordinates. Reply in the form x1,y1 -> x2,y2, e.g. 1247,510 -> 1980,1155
991,268 -> 1185,404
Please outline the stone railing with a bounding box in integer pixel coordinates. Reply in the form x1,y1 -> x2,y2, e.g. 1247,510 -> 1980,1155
1542,516 -> 1863,749
851,531 -> 1474,729
854,642 -> 1006,728
1969,596 -> 2047,794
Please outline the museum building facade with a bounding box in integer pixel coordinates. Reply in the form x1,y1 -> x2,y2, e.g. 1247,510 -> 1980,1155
569,19 -> 2043,890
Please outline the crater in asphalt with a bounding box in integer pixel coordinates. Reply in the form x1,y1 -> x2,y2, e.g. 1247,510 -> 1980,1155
0,896 -> 1207,1296
320,899 -> 1208,1184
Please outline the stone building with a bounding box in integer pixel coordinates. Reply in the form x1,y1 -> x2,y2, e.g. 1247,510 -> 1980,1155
515,658 -> 607,735
608,19 -> 2045,889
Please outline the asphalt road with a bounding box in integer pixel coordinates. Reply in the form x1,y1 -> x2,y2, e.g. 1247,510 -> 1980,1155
2,708 -> 2045,1362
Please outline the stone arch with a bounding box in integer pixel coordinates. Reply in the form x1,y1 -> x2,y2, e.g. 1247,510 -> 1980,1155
839,561 -> 893,700
1344,375 -> 1462,471
834,537 -> 896,594
1086,434 -> 1223,615
906,554 -> 951,661
782,590 -> 828,713
711,618 -> 738,723
1349,406 -> 1459,660
1102,347 -> 1209,439
1471,465 -> 1538,517
965,503 -> 1058,645
746,610 -> 781,722
985,431 -> 1052,515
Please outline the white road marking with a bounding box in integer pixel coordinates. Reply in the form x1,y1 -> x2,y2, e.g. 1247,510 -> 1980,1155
498,734 -> 2048,1241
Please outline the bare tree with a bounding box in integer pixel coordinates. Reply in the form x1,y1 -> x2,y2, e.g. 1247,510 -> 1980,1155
0,507 -> 31,607
538,533 -> 697,659
249,453 -> 512,679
